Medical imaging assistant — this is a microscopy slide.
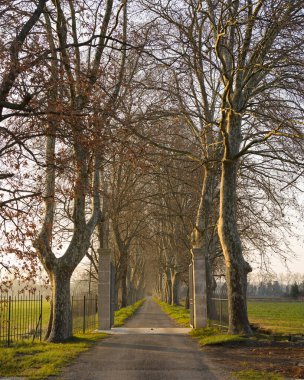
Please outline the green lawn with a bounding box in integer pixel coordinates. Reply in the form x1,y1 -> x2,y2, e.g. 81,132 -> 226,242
232,369 -> 284,380
0,332 -> 109,379
248,301 -> 304,335
190,327 -> 246,345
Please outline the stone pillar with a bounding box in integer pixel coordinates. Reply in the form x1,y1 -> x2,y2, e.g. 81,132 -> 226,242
191,248 -> 207,328
98,248 -> 112,330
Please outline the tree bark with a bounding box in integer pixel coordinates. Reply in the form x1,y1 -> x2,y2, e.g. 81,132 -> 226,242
44,299 -> 53,341
49,268 -> 72,342
165,269 -> 172,304
172,272 -> 180,305
121,263 -> 128,307
185,284 -> 190,309
218,158 -> 252,335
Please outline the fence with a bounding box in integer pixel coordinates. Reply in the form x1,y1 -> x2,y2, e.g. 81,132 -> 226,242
208,288 -> 229,329
0,293 -> 43,346
71,294 -> 98,333
0,293 -> 98,346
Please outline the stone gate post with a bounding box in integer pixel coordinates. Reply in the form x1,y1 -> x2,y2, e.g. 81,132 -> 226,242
98,248 -> 113,330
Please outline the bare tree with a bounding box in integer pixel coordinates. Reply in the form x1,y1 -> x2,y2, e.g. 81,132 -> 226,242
33,0 -> 129,341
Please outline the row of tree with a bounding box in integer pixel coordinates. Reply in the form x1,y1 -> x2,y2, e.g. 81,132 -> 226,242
0,0 -> 303,341
247,280 -> 304,298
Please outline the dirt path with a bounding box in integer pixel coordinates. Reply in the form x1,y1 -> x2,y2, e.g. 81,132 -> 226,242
57,297 -> 230,380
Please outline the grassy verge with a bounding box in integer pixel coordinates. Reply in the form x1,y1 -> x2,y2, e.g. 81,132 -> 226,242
153,298 -> 190,327
232,369 -> 284,380
114,298 -> 145,327
0,332 -> 109,379
190,327 -> 246,346
248,301 -> 304,335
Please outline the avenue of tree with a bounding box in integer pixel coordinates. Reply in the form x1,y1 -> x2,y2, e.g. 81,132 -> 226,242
0,0 -> 303,341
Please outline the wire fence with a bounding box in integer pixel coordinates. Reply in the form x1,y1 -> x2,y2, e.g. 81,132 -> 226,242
0,292 -> 98,346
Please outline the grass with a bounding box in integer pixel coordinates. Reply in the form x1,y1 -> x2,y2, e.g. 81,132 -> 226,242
190,327 -> 246,346
232,369 -> 284,380
0,332 -> 109,379
153,298 -> 190,327
114,298 -> 146,327
248,301 -> 304,335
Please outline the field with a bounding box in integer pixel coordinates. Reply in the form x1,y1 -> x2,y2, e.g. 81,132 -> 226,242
248,301 -> 304,335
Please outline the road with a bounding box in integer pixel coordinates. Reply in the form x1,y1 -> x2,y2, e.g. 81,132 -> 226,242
58,298 -> 229,380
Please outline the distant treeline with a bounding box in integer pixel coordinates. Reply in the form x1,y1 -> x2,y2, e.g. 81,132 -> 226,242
247,281 -> 304,299
214,279 -> 304,299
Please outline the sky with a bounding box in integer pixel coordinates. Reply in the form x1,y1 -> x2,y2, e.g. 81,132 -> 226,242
249,220 -> 304,281
271,244 -> 304,274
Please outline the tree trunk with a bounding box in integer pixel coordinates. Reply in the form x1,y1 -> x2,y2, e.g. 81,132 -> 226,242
165,270 -> 172,304
48,269 -> 72,342
218,159 -> 252,335
121,265 -> 128,307
172,272 -> 180,305
170,271 -> 175,305
192,165 -> 216,250
44,299 -> 53,341
185,284 -> 190,309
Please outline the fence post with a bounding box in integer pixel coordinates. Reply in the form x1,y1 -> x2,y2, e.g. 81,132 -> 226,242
83,295 -> 86,334
95,294 -> 98,329
7,296 -> 11,347
71,296 -> 74,333
40,295 -> 43,341
219,298 -> 222,332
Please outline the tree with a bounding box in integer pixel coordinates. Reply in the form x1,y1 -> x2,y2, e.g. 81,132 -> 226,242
109,149 -> 152,307
212,0 -> 303,334
0,0 -> 51,286
33,0 -> 128,341
290,282 -> 299,299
